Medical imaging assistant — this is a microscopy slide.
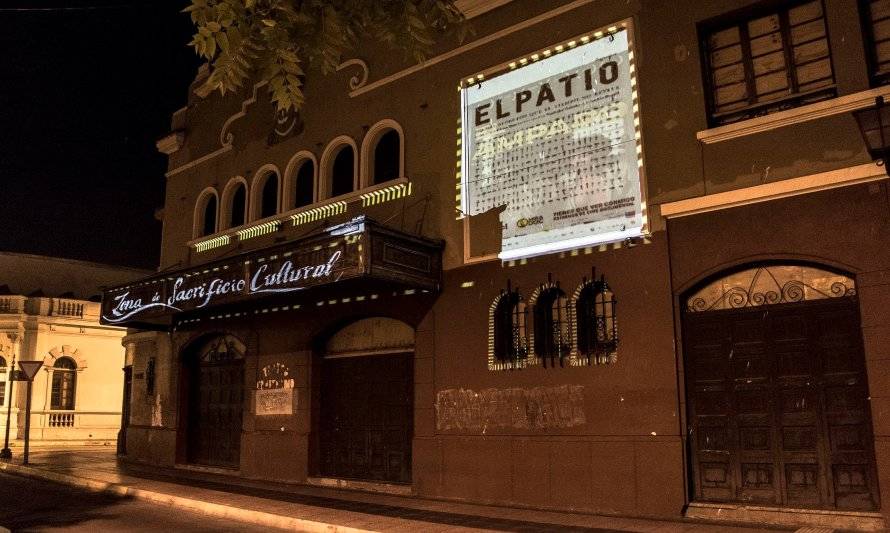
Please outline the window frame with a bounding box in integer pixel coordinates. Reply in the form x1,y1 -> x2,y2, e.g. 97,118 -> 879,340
319,136 -> 359,200
220,177 -> 249,230
283,151 -> 318,210
860,0 -> 890,87
698,0 -> 837,127
360,119 -> 405,188
249,165 -> 282,221
50,357 -> 77,411
192,187 -> 219,239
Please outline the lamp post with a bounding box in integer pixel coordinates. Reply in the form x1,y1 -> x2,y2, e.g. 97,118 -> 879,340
0,353 -> 16,460
853,96 -> 890,172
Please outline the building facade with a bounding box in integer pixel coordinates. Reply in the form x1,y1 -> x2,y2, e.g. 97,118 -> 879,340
0,252 -> 148,445
106,0 -> 890,529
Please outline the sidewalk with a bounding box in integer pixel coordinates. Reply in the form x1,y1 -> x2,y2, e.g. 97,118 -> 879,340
0,448 -> 796,532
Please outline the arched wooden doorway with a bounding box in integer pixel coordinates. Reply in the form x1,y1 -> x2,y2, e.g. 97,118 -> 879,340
682,263 -> 879,510
318,317 -> 414,484
183,334 -> 245,468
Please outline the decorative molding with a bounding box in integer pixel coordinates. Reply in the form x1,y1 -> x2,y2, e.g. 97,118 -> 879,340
156,131 -> 184,155
219,81 -> 267,147
697,86 -> 890,144
454,0 -> 515,18
349,0 -> 596,98
335,59 -> 370,91
165,145 -> 233,178
47,345 -> 87,369
659,163 -> 887,219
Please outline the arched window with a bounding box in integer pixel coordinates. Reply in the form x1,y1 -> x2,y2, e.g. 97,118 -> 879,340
488,286 -> 528,370
574,276 -> 618,365
294,160 -> 314,208
228,182 -> 247,228
202,195 -> 217,236
258,171 -> 279,219
373,130 -> 401,184
361,120 -> 404,188
193,189 -> 219,239
331,145 -> 355,198
51,357 -> 77,411
533,286 -> 571,366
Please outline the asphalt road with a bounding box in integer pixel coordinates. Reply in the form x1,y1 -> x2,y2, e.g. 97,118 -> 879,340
0,472 -> 273,532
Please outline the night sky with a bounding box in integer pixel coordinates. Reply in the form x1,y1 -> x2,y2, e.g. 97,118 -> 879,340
0,1 -> 200,269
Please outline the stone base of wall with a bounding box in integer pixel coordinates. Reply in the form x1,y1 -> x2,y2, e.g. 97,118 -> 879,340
686,502 -> 886,531
125,426 -> 176,467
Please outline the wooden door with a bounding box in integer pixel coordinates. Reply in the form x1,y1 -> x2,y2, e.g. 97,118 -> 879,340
320,353 -> 413,483
187,358 -> 244,468
684,297 -> 879,510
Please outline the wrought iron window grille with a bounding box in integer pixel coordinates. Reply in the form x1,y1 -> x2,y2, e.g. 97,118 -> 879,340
574,270 -> 619,366
532,274 -> 572,368
489,280 -> 528,370
686,264 -> 856,312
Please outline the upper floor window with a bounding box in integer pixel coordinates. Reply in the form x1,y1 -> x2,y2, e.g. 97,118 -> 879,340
51,357 -> 77,411
362,120 -> 404,187
329,143 -> 356,198
701,0 -> 835,126
490,287 -> 528,368
254,170 -> 279,219
294,159 -> 315,208
861,0 -> 890,86
224,180 -> 247,229
193,189 -> 218,238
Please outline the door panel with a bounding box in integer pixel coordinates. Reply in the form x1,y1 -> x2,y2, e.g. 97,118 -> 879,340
684,298 -> 878,510
187,360 -> 244,468
320,353 -> 413,483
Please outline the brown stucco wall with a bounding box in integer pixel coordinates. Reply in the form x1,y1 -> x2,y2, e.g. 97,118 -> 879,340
668,181 -> 890,515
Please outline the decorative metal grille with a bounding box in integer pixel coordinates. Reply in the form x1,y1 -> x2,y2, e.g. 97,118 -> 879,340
572,273 -> 619,366
686,264 -> 856,312
530,275 -> 572,368
488,281 -> 529,371
199,335 -> 246,364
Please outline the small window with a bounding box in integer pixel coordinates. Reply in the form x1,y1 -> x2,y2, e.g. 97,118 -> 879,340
201,195 -> 217,237
51,357 -> 77,411
373,129 -> 401,185
229,183 -> 247,228
489,288 -> 528,370
295,160 -> 314,208
330,145 -> 355,198
861,0 -> 890,86
259,172 -> 279,219
701,0 -> 836,126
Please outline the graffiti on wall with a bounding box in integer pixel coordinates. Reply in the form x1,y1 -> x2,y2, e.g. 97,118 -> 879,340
435,385 -> 586,431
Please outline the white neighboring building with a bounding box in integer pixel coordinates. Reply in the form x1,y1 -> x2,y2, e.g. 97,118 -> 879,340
0,252 -> 149,445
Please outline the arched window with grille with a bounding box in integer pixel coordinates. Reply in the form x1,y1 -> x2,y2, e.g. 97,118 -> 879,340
51,357 -> 77,410
573,275 -> 618,365
488,285 -> 528,371
532,285 -> 571,367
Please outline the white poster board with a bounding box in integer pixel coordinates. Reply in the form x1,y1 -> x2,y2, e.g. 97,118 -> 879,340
460,26 -> 645,260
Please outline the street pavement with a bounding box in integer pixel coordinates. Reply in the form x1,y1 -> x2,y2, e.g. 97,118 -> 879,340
0,471 -> 274,532
0,448 -> 795,532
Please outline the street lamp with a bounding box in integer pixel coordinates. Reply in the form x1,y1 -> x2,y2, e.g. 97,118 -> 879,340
0,353 -> 16,460
853,96 -> 890,172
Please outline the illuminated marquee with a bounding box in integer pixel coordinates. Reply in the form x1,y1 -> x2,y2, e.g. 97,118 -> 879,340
101,218 -> 444,327
459,21 -> 647,260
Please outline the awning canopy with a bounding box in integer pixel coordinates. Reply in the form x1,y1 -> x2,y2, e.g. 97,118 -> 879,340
100,217 -> 443,329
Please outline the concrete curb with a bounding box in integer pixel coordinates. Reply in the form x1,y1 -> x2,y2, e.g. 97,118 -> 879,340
0,462 -> 375,533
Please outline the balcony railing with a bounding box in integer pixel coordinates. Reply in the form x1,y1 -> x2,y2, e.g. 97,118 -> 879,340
0,296 -> 26,314
48,412 -> 75,427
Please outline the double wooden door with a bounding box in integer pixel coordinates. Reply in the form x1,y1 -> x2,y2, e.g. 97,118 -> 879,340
684,297 -> 879,510
186,358 -> 244,468
320,353 -> 413,483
